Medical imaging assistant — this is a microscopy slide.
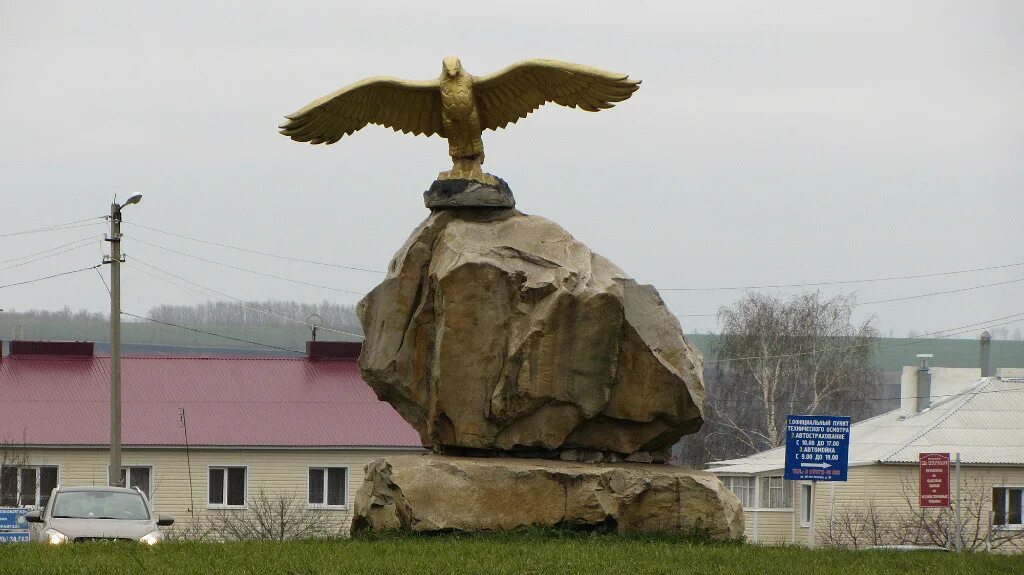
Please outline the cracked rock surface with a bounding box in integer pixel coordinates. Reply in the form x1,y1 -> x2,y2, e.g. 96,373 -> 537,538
351,454 -> 743,539
357,209 -> 706,455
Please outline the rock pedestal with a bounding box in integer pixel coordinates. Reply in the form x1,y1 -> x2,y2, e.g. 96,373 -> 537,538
351,203 -> 742,539
357,208 -> 705,457
352,454 -> 743,540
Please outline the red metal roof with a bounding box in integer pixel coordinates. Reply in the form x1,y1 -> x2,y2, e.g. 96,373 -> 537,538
0,354 -> 422,448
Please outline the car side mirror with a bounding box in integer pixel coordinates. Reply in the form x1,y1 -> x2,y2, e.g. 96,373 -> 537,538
156,515 -> 174,527
25,510 -> 43,524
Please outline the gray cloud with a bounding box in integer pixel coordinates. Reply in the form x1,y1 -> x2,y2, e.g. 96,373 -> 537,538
1,0 -> 1020,337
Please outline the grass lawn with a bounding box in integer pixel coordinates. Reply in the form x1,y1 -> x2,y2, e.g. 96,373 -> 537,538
0,532 -> 1020,575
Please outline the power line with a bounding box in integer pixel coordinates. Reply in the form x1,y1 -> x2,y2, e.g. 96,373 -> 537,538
676,276 -> 1024,318
707,386 -> 1024,405
0,217 -> 105,239
0,235 -> 100,265
711,311 -> 1024,364
660,260 -> 1024,291
124,221 -> 385,274
0,237 -> 99,272
0,265 -> 102,290
126,256 -> 363,339
2,386 -> 1020,406
858,276 -> 1024,305
94,267 -> 111,296
127,236 -> 367,296
120,312 -> 306,355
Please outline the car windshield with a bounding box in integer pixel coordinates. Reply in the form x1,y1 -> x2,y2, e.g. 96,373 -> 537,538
51,491 -> 150,520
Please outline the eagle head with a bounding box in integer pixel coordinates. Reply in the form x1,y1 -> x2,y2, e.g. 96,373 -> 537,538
442,56 -> 463,79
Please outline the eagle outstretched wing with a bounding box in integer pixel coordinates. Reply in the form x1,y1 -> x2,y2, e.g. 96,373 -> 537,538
280,77 -> 444,145
473,59 -> 640,131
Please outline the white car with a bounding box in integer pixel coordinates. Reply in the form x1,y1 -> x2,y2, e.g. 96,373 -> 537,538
25,485 -> 174,544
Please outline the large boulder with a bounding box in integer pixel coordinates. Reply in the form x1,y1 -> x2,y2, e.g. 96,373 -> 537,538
357,208 -> 704,456
352,454 -> 743,539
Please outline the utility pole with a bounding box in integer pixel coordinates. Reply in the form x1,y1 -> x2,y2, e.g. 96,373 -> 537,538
105,195 -> 141,486
955,452 -> 962,551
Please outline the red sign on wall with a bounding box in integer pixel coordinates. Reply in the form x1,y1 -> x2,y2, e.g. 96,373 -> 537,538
919,452 -> 950,508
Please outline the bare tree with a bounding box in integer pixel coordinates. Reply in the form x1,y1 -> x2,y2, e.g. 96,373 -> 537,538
202,490 -> 349,541
0,440 -> 29,507
821,474 -> 1024,551
678,292 -> 880,466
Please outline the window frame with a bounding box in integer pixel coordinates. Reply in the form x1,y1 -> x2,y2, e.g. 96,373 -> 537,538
723,476 -> 756,509
207,465 -> 248,509
306,465 -> 349,509
720,474 -> 793,511
756,475 -> 793,511
106,465 -> 154,500
993,485 -> 1024,530
0,464 -> 59,509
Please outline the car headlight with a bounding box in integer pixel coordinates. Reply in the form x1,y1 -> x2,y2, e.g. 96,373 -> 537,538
139,530 -> 163,545
44,528 -> 69,545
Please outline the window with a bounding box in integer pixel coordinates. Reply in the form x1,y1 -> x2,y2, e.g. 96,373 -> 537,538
800,484 -> 813,526
308,467 -> 347,507
758,476 -> 792,509
118,466 -> 153,499
724,476 -> 755,508
0,465 -> 58,508
208,467 -> 246,507
993,487 -> 1023,529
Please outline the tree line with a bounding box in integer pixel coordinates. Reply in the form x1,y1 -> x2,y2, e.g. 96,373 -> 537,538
0,301 -> 363,343
146,300 -> 361,332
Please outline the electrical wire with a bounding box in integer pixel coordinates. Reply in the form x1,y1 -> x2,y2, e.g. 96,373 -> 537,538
126,256 -> 363,339
120,311 -> 306,355
660,260 -> 1024,291
0,238 -> 99,272
94,267 -> 111,296
706,385 -> 1024,405
127,236 -> 367,296
0,265 -> 102,290
676,276 -> 1024,318
0,235 -> 100,265
710,311 -> 1024,364
123,221 -> 385,273
2,385 -> 1020,406
857,277 -> 1024,305
0,217 -> 105,238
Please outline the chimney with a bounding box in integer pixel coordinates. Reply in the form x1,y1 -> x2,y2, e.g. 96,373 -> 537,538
915,353 -> 933,412
306,341 -> 362,361
9,340 -> 95,357
980,331 -> 992,377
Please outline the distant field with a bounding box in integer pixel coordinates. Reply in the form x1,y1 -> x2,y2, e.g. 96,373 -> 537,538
0,533 -> 1020,575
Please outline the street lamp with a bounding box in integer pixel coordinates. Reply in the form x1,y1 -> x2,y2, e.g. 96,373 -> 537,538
107,194 -> 142,486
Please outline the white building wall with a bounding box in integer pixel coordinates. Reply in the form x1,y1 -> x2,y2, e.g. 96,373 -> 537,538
10,446 -> 422,538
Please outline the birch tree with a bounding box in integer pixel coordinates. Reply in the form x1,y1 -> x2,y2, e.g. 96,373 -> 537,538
698,292 -> 880,462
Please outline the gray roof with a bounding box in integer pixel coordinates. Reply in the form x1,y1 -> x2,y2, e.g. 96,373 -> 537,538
708,377 -> 1024,475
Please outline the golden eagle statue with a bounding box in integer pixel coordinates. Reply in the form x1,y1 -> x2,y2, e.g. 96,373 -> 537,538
280,57 -> 640,185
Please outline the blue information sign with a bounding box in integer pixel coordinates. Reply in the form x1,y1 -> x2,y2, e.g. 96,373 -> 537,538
0,531 -> 31,543
0,509 -> 29,530
784,415 -> 850,481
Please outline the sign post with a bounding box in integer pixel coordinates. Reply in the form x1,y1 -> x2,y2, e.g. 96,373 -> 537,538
784,415 -> 851,549
919,453 -> 951,508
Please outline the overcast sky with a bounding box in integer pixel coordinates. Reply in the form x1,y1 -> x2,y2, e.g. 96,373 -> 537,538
1,0 -> 1021,338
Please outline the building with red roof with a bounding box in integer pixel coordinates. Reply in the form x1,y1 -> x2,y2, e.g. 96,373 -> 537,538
0,340 -> 422,537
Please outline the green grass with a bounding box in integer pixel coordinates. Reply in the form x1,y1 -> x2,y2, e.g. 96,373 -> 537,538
0,532 -> 1020,575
